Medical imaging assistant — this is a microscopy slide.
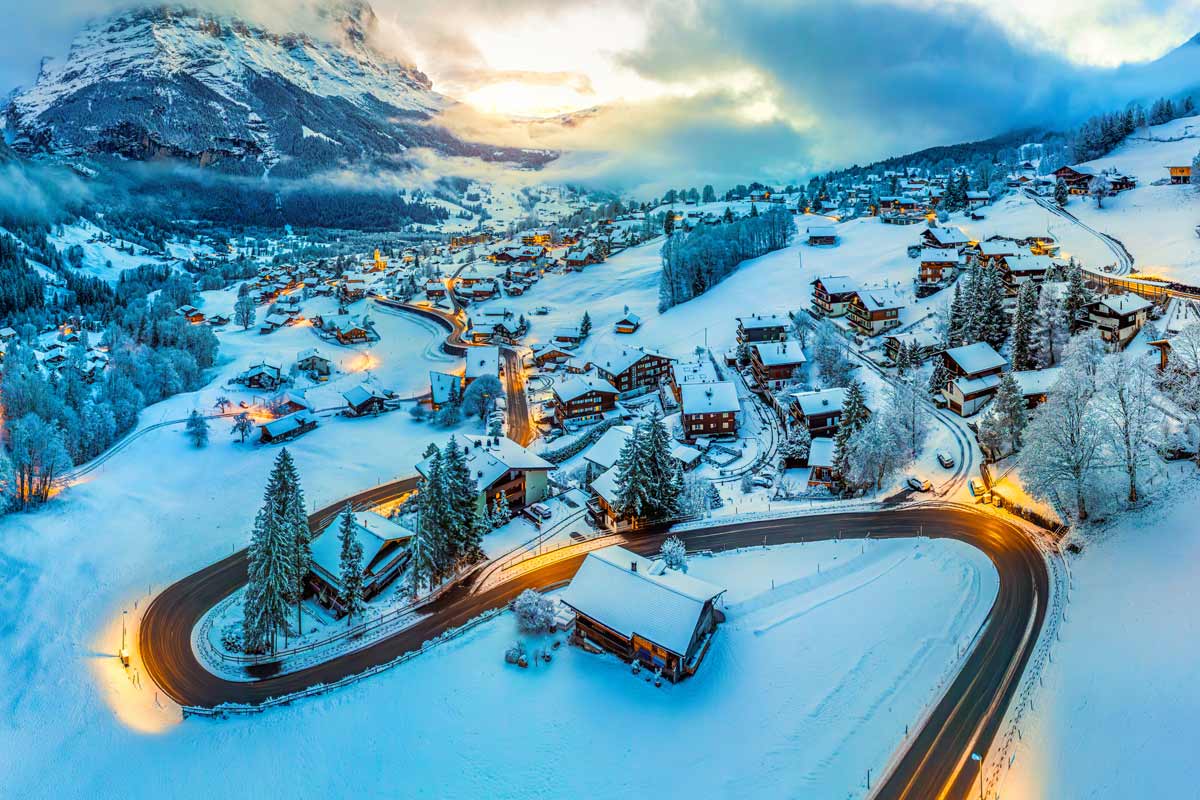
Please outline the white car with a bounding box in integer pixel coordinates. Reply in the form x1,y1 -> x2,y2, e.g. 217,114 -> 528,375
906,476 -> 933,492
529,503 -> 553,520
936,451 -> 955,469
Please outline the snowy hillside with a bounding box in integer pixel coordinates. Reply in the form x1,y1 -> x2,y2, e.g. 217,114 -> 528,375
5,2 -> 554,174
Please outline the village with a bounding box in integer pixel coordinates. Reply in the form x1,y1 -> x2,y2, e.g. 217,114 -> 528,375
9,51 -> 1200,798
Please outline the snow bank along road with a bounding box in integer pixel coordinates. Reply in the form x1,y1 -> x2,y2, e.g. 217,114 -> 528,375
1023,190 -> 1135,277
140,497 -> 1049,800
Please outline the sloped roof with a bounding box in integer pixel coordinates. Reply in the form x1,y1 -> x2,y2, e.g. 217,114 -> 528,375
752,340 -> 807,367
553,373 -> 618,402
807,437 -> 835,467
789,388 -> 847,417
945,342 -> 1006,375
681,381 -> 740,415
311,511 -> 413,589
813,276 -> 858,295
559,545 -> 726,656
465,346 -> 500,379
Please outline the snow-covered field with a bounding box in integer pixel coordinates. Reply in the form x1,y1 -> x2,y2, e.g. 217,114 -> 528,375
0,535 -> 997,799
1003,475 -> 1200,798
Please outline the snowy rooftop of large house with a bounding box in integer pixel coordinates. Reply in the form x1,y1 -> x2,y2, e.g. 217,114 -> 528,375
945,342 -> 1006,375
977,240 -> 1019,256
673,358 -> 720,387
296,347 -> 329,363
554,373 -> 617,402
753,341 -> 807,367
813,275 -> 858,295
806,225 -> 837,237
593,346 -> 674,376
1012,368 -> 1062,397
1003,254 -> 1054,272
920,247 -> 962,264
583,426 -> 701,472
465,346 -> 500,379
260,409 -> 316,438
311,511 -> 413,589
807,437 -> 835,467
342,383 -> 387,407
559,545 -> 726,657
417,435 -> 552,494
681,381 -> 740,415
1095,294 -> 1153,316
886,330 -> 941,350
789,387 -> 850,417
737,313 -> 790,330
856,289 -> 905,311
925,226 -> 969,246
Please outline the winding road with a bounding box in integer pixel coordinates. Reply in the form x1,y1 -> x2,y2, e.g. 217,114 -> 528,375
141,494 -> 1048,800
1024,190 -> 1135,277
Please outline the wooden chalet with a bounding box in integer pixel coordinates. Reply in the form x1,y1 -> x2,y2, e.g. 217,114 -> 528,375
918,248 -> 960,286
736,313 -> 789,343
551,374 -> 619,422
259,409 -> 318,444
591,347 -> 676,394
425,280 -> 447,300
806,225 -> 838,246
1085,294 -> 1153,348
811,276 -> 859,317
941,342 -> 1007,416
559,546 -> 726,683
848,289 -> 904,336
308,511 -> 414,613
997,254 -> 1054,293
614,313 -> 641,334
883,330 -> 940,364
787,388 -> 857,437
748,340 -> 806,392
342,383 -> 391,416
1011,367 -> 1062,409
237,362 -> 283,390
296,348 -> 332,377
1052,165 -> 1094,194
429,371 -> 463,410
418,435 -> 552,512
1167,165 -> 1193,185
806,437 -> 836,487
680,381 -> 740,436
532,343 -> 575,368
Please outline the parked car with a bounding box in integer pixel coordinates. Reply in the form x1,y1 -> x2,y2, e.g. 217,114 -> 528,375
751,475 -> 774,488
906,476 -> 933,492
936,450 -> 955,469
529,503 -> 552,520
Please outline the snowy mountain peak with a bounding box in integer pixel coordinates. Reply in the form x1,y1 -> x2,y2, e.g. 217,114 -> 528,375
4,2 -> 552,174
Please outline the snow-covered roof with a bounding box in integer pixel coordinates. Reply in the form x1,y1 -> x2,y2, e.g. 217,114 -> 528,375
260,409 -> 316,438
1095,294 -> 1153,316
553,373 -> 618,402
952,373 -> 1003,395
1003,254 -> 1054,273
737,313 -> 790,330
342,383 -> 387,408
465,346 -> 500,379
855,289 -> 905,311
296,347 -> 330,363
920,247 -> 962,264
681,381 -> 740,415
807,437 -> 835,467
311,511 -> 413,589
430,371 -> 461,404
559,545 -> 726,656
806,225 -> 837,237
592,346 -> 674,376
789,387 -> 847,416
885,330 -> 940,350
977,240 -> 1018,256
945,342 -> 1006,375
813,275 -> 858,295
924,226 -> 969,246
672,358 -> 719,387
752,341 -> 807,367
417,435 -> 552,493
583,426 -> 702,472
1011,368 -> 1061,397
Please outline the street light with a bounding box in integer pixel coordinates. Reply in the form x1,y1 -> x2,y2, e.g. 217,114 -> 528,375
971,752 -> 983,800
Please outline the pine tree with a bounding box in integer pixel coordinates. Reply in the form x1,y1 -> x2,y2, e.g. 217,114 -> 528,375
1035,288 -> 1069,367
947,281 -> 967,346
977,266 -> 1008,349
186,409 -> 209,448
1063,260 -> 1092,326
993,373 -> 1029,452
928,358 -> 950,398
833,380 -> 868,485
336,505 -> 366,624
273,449 -> 312,639
490,492 -> 514,528
579,311 -> 592,338
242,454 -> 300,654
441,438 -> 486,569
614,421 -> 655,520
1054,178 -> 1069,208
1011,280 -> 1039,371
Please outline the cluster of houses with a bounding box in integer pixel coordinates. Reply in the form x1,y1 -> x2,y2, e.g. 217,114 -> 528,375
16,326 -> 112,382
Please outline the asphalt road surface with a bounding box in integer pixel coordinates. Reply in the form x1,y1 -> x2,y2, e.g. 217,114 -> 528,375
140,501 -> 1047,800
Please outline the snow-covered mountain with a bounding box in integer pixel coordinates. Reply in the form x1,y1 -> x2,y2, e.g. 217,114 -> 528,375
4,2 -> 555,175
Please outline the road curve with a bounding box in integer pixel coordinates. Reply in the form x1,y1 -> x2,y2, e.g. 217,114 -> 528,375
140,501 -> 1048,799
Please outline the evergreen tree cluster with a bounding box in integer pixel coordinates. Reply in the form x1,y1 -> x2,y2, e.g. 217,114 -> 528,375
405,438 -> 489,595
947,265 -> 1007,350
658,206 -> 794,312
613,416 -> 683,521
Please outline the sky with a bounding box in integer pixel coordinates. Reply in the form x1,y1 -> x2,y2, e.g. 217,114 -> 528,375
3,0 -> 1200,190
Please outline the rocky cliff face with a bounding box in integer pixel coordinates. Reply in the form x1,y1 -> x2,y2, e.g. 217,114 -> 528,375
5,2 -> 555,175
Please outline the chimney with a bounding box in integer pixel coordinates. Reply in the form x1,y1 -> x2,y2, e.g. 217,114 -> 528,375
631,561 -> 638,572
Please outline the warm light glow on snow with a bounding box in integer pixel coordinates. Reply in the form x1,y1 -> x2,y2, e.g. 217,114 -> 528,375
91,609 -> 180,734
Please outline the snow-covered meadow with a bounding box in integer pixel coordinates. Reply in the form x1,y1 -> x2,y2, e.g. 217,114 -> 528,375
0,536 -> 997,799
